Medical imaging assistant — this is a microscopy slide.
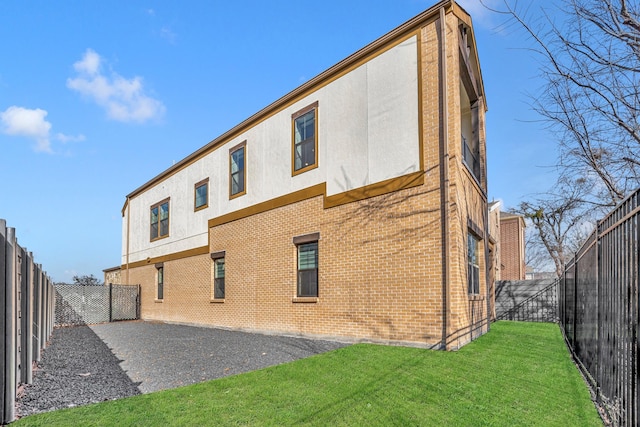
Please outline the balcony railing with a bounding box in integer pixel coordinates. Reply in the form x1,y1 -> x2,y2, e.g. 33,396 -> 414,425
462,134 -> 481,180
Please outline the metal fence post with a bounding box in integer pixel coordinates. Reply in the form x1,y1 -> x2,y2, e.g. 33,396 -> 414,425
137,284 -> 141,319
596,227 -> 602,408
109,283 -> 113,322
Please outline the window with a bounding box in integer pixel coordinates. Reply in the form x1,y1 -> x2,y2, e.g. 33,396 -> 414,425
211,251 -> 225,299
150,198 -> 170,241
292,102 -> 318,175
297,241 -> 318,297
156,264 -> 164,300
229,142 -> 246,198
194,178 -> 209,211
467,233 -> 480,295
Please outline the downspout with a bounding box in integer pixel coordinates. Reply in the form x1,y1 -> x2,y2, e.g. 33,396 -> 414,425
484,194 -> 491,333
439,4 -> 452,350
126,196 -> 131,284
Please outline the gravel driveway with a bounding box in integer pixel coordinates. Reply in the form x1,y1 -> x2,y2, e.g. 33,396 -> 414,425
17,321 -> 347,417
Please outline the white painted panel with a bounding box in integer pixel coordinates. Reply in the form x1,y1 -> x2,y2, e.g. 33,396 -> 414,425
367,37 -> 420,183
324,66 -> 369,196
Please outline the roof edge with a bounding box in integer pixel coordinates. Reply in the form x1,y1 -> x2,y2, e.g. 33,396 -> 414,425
125,0 -> 453,201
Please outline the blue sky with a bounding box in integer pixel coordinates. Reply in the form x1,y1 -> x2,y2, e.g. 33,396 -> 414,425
0,0 -> 558,282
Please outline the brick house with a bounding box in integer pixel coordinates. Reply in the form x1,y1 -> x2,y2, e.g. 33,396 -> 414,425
120,0 -> 490,349
499,212 -> 526,280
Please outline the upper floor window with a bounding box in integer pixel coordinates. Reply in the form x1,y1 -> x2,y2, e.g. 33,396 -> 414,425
150,198 -> 170,241
229,141 -> 246,198
292,101 -> 318,175
194,178 -> 209,211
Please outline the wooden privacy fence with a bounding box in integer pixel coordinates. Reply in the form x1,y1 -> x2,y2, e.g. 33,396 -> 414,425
0,219 -> 55,425
559,188 -> 640,427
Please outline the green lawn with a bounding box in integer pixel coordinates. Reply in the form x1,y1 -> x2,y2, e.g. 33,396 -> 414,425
14,322 -> 601,426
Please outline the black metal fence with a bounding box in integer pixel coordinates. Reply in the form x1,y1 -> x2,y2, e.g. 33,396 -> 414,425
55,283 -> 140,326
559,189 -> 640,426
1,219 -> 55,425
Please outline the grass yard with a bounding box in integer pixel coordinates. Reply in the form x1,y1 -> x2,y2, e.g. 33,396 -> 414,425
14,322 -> 602,426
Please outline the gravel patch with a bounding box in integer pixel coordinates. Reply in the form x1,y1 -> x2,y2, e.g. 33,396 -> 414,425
17,325 -> 141,417
16,321 -> 347,417
90,321 -> 348,393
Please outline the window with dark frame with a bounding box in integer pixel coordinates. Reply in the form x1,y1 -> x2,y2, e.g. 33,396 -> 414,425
292,102 -> 318,175
213,256 -> 225,299
297,241 -> 318,297
229,142 -> 246,198
156,264 -> 164,300
467,233 -> 480,295
194,178 -> 209,211
150,198 -> 170,241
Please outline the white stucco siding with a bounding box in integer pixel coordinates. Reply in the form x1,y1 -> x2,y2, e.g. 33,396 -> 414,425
124,157 -> 214,264
124,35 -> 420,264
367,37 -> 420,184
324,65 -> 370,193
325,35 -> 419,195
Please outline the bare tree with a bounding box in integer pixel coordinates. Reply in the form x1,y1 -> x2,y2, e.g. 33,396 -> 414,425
487,0 -> 640,207
72,274 -> 102,286
523,222 -> 554,274
516,177 -> 595,277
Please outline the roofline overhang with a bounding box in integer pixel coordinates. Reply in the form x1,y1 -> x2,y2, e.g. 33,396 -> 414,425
123,0 -> 478,209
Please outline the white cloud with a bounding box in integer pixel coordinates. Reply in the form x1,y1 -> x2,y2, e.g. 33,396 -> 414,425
73,49 -> 101,75
160,27 -> 177,44
67,49 -> 166,123
0,106 -> 53,153
56,133 -> 86,143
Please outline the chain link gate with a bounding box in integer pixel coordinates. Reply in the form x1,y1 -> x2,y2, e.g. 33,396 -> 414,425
55,284 -> 140,326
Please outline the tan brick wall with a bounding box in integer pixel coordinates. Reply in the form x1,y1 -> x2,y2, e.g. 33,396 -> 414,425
500,217 -> 526,280
121,10 -> 490,349
125,183 -> 444,346
439,9 -> 490,349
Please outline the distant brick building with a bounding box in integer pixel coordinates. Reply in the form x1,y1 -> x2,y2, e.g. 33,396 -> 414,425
499,212 -> 526,280
103,266 -> 121,285
119,1 -> 491,349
